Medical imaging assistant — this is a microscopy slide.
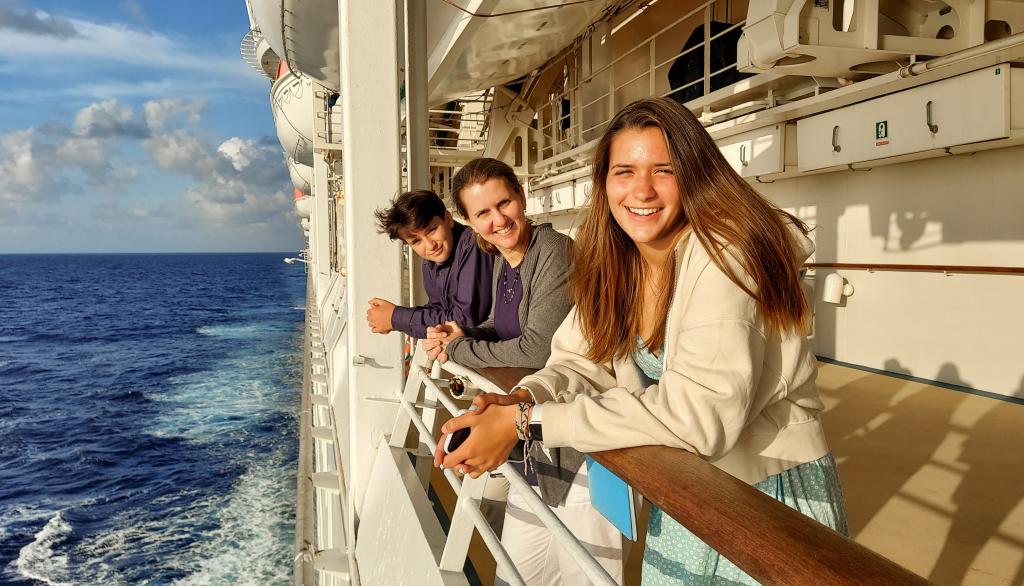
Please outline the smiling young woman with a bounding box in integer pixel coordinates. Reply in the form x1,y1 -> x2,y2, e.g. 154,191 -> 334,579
437,99 -> 847,585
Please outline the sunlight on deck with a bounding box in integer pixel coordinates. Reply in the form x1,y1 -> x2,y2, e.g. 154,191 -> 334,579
818,363 -> 1024,586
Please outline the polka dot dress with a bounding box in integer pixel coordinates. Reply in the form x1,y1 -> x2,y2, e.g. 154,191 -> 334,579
633,338 -> 849,585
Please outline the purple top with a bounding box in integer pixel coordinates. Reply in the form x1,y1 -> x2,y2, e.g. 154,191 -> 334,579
493,261 -> 523,340
390,222 -> 493,338
496,261 -> 533,484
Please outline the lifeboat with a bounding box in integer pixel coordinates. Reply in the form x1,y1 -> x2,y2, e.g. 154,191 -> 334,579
251,0 -> 618,105
271,62 -> 314,166
249,0 -> 340,91
287,156 -> 313,195
424,0 -> 619,104
294,188 -> 313,220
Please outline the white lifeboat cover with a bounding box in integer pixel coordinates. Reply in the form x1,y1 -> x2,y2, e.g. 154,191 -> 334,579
287,156 -> 313,194
249,0 -> 340,91
295,195 -> 313,219
271,71 -> 314,166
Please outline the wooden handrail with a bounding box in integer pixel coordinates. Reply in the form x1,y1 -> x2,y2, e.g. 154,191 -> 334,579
805,262 -> 1024,275
476,367 -> 931,585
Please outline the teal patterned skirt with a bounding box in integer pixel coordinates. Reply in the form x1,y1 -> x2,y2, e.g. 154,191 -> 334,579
640,453 -> 849,585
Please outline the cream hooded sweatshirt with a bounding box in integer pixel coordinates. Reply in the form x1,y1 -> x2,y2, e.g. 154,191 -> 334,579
517,227 -> 830,485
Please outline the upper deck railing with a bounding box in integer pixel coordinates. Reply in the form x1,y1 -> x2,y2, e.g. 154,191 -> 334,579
427,90 -> 492,154
392,359 -> 932,585
533,0 -> 753,176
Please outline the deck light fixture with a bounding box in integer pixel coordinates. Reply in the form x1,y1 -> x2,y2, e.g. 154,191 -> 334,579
822,272 -> 854,304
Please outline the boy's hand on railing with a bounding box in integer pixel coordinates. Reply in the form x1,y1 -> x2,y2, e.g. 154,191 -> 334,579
434,403 -> 520,479
366,298 -> 395,334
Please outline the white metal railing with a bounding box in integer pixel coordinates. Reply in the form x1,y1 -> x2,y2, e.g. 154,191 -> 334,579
428,90 -> 492,152
534,0 -> 748,174
388,357 -> 617,586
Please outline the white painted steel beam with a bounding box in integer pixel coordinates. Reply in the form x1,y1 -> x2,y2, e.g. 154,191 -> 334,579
404,0 -> 429,190
337,0 -> 404,526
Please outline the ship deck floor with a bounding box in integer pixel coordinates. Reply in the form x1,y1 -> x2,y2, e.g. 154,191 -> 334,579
431,362 -> 1024,586
817,362 -> 1024,586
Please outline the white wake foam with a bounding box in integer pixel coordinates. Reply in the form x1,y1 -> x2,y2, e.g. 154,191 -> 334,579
13,512 -> 73,586
196,322 -> 282,339
171,456 -> 295,585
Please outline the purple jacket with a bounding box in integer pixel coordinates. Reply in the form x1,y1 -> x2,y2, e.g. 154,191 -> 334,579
391,222 -> 493,338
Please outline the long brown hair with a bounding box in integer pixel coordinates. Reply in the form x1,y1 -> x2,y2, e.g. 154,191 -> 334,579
571,98 -> 809,362
451,157 -> 532,255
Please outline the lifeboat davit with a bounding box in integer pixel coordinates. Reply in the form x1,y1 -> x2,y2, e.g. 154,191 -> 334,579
249,0 -> 340,91
271,62 -> 314,166
240,29 -> 281,80
294,188 -> 313,220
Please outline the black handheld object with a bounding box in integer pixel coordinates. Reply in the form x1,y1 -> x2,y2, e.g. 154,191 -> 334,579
443,428 -> 471,454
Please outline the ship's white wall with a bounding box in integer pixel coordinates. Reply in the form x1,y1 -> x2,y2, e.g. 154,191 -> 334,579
759,145 -> 1024,398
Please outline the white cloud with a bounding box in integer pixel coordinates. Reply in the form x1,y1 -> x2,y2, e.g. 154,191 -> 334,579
0,102 -> 146,203
143,130 -> 291,227
73,99 -> 148,138
217,137 -> 258,172
143,98 -> 205,131
187,185 -> 287,219
0,5 -> 79,38
55,136 -> 106,167
0,13 -> 262,85
0,129 -> 46,199
144,130 -> 210,173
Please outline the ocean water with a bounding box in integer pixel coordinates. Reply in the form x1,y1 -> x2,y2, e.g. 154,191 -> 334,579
0,253 -> 305,585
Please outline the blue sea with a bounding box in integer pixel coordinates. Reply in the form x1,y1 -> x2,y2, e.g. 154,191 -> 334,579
0,253 -> 305,585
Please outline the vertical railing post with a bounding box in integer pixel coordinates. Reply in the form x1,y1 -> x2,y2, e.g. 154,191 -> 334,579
703,4 -> 712,99
574,44 -> 582,148
649,36 -> 657,96
439,473 -> 491,571
404,0 -> 429,191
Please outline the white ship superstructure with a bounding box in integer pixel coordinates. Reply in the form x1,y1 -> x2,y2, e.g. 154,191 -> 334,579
241,1 -> 1024,584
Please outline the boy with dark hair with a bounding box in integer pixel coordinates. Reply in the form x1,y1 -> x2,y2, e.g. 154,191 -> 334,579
367,189 -> 493,338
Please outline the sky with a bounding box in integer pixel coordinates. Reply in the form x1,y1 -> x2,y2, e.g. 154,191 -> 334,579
0,0 -> 304,253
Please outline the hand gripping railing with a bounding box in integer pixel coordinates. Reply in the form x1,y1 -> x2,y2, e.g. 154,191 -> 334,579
388,357 -> 618,586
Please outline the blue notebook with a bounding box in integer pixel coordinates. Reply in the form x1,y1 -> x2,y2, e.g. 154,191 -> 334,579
585,456 -> 637,541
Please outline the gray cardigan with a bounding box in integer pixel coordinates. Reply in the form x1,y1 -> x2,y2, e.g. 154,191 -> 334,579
446,223 -> 583,507
446,223 -> 572,369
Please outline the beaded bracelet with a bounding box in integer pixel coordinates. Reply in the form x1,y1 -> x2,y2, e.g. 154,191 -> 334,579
513,402 -> 531,441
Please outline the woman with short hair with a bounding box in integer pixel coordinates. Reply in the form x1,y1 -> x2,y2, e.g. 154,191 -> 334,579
424,157 -> 624,586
